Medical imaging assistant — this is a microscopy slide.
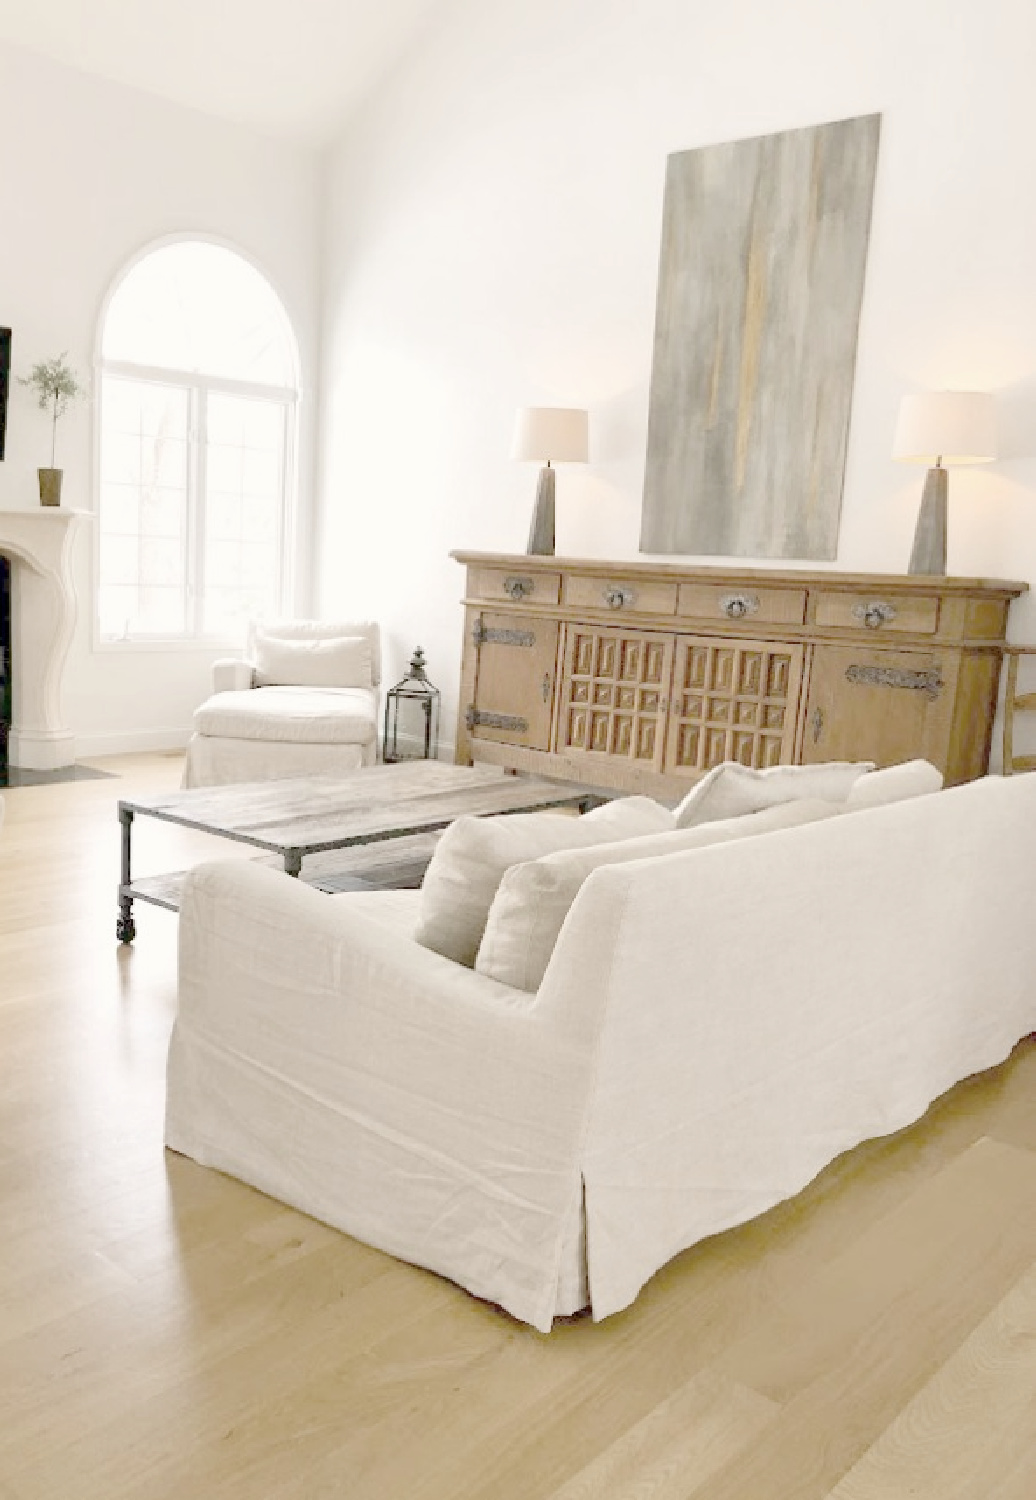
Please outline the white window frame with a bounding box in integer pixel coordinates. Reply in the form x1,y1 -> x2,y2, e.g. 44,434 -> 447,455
93,239 -> 301,653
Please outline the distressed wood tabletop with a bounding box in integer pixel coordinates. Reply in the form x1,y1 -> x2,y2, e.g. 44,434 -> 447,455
119,760 -> 599,857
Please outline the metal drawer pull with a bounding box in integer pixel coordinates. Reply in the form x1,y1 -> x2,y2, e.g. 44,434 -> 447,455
603,585 -> 637,610
466,707 -> 529,733
503,575 -> 534,600
845,664 -> 943,699
720,592 -> 760,620
542,673 -> 551,703
851,600 -> 897,630
472,622 -> 536,648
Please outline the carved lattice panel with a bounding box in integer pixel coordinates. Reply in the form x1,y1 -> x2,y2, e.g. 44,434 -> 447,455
663,635 -> 805,777
558,626 -> 673,771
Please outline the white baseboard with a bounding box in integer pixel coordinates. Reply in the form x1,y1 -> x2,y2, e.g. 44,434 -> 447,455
74,727 -> 192,759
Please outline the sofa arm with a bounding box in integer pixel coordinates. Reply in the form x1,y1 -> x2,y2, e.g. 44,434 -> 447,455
169,860 -> 600,1331
211,657 -> 254,693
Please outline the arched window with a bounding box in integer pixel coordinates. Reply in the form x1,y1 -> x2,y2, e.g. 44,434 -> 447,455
97,241 -> 299,642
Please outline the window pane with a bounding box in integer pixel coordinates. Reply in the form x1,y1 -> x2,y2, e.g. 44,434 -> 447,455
102,242 -> 296,386
201,393 -> 286,637
98,376 -> 188,638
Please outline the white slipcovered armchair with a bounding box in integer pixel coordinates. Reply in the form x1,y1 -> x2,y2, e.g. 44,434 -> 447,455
183,618 -> 381,788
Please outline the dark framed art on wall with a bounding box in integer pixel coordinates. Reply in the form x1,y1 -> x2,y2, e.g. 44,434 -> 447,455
0,328 -> 10,460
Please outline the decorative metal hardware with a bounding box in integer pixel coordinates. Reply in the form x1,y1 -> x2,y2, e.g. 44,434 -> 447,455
845,664 -> 944,699
465,706 -> 530,733
603,585 -> 637,610
811,706 -> 824,744
472,621 -> 536,649
542,673 -> 551,703
720,592 -> 760,620
851,600 -> 897,630
503,575 -> 534,601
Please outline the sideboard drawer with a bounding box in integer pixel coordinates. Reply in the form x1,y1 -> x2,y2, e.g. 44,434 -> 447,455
678,583 -> 807,626
469,567 -> 561,605
564,574 -> 678,616
814,591 -> 940,635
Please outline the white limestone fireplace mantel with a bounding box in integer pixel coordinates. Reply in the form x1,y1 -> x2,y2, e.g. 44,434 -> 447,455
1,507 -> 89,770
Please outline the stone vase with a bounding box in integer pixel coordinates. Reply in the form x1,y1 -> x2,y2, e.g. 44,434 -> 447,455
37,468 -> 63,507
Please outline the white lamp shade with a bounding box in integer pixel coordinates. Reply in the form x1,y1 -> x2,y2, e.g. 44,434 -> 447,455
511,406 -> 588,464
892,391 -> 997,466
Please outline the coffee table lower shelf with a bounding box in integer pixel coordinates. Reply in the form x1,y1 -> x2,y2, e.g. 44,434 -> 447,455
122,830 -> 443,916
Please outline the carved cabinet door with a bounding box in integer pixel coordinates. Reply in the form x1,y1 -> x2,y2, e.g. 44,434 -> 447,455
556,625 -> 674,774
801,643 -> 956,770
466,612 -> 560,751
663,635 -> 805,779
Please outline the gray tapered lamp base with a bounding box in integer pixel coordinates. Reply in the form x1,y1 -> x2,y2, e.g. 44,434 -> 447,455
908,465 -> 948,575
526,465 -> 555,556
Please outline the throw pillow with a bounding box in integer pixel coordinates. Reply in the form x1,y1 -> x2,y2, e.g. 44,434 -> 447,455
674,759 -> 873,829
415,796 -> 675,967
476,797 -> 840,993
845,759 -> 944,809
253,633 -> 373,690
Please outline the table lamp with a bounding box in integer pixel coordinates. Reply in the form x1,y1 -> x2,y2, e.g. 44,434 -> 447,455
511,406 -> 588,556
892,391 -> 997,574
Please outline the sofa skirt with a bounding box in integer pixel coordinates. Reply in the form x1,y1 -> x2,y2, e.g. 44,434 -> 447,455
183,733 -> 373,788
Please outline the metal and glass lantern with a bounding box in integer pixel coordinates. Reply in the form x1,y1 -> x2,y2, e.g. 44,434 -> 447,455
382,646 -> 440,762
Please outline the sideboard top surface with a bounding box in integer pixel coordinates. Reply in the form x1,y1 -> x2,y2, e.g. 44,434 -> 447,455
451,551 -> 1029,600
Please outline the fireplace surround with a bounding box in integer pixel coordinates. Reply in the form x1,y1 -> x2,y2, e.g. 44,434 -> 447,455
0,508 -> 88,770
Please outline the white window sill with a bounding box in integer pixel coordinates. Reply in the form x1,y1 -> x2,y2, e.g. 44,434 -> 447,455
94,635 -> 244,654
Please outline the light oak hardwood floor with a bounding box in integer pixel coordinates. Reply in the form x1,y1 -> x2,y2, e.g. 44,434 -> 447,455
2,752 -> 1035,1499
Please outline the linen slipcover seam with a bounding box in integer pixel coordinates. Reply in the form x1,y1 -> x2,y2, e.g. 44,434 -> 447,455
552,869 -> 636,1322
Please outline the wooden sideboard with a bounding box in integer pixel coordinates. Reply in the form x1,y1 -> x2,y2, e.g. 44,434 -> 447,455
452,551 -> 1028,795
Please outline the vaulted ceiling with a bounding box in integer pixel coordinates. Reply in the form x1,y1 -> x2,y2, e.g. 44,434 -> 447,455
0,0 -> 452,146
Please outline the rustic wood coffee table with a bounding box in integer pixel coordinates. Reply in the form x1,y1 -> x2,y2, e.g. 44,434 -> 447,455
116,761 -> 600,942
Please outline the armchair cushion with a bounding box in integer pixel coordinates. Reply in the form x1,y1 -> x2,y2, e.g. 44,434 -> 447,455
476,797 -> 840,992
250,618 -> 381,686
416,796 -> 675,968
674,758 -> 873,828
253,632 -> 373,690
193,685 -> 377,746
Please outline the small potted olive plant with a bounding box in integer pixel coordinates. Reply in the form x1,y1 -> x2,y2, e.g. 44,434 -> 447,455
19,353 -> 86,506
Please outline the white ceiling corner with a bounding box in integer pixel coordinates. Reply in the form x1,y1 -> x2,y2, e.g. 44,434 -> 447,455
0,0 -> 451,146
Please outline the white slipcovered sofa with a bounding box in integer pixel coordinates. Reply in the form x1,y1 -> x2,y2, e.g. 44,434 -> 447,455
165,762 -> 1036,1331
183,618 -> 381,788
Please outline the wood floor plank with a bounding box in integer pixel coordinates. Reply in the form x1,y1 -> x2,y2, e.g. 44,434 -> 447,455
545,1369 -> 778,1500
719,1136 -> 1036,1402
691,1138 -> 1036,1499
0,1245 -> 444,1496
823,1257 -> 1036,1499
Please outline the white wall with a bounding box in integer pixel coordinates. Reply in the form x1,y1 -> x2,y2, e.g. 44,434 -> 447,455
318,0 -> 1036,757
0,42 -> 321,757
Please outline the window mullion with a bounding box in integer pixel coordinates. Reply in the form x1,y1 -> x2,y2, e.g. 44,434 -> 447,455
277,402 -> 291,614
187,386 -> 206,637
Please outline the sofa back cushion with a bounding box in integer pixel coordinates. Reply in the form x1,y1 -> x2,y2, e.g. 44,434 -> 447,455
475,797 -> 840,993
674,759 -> 873,829
253,632 -> 373,690
249,618 -> 382,685
415,797 -> 675,967
844,759 -> 944,809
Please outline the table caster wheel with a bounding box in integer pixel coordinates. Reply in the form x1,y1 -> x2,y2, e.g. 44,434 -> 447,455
117,914 -> 136,944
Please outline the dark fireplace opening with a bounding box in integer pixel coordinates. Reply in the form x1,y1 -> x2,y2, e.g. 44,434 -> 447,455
0,554 -> 10,783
